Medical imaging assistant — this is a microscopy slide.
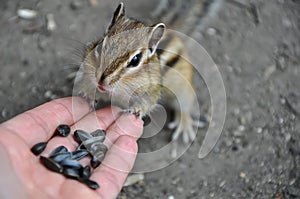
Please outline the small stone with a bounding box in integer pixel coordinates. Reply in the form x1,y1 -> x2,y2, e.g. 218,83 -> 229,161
256,127 -> 263,134
1,109 -> 8,118
123,174 -> 145,186
206,27 -> 217,36
70,0 -> 83,10
44,90 -> 52,98
17,9 -> 37,19
219,180 -> 226,187
168,195 -> 175,199
239,172 -> 246,178
46,13 -> 56,32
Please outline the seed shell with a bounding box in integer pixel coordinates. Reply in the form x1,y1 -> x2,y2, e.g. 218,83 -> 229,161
84,179 -> 100,190
74,130 -> 93,143
90,156 -> 102,168
70,150 -> 89,161
63,168 -> 80,180
40,156 -> 63,173
60,159 -> 83,170
55,124 -> 71,137
81,166 -> 91,180
50,152 -> 72,163
142,114 -> 151,126
31,142 -> 48,155
49,146 -> 68,157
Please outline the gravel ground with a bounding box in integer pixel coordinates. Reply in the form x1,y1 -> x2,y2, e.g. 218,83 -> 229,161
0,0 -> 299,198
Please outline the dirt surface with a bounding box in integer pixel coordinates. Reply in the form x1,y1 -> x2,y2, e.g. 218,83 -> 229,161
1,0 -> 300,198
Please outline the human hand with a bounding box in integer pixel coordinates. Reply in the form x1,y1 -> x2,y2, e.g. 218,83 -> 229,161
0,97 -> 143,199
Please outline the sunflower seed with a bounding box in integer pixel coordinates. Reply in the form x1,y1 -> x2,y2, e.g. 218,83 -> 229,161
91,129 -> 106,141
90,156 -> 101,168
60,159 -> 83,170
49,146 -> 68,157
63,168 -> 81,180
55,124 -> 71,137
90,142 -> 108,155
50,152 -> 72,163
74,130 -> 93,143
40,156 -> 63,173
83,179 -> 100,190
70,149 -> 89,161
142,114 -> 151,126
81,166 -> 91,180
31,142 -> 48,155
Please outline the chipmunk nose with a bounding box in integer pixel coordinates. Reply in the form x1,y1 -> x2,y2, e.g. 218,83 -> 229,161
99,74 -> 105,85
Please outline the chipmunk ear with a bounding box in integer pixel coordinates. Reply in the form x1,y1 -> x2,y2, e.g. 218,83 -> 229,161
106,2 -> 125,32
148,23 -> 165,56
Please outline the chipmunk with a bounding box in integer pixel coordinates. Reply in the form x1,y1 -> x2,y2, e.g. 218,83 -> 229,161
75,2 -> 222,157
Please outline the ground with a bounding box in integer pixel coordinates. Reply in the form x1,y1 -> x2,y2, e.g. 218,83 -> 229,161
0,0 -> 300,198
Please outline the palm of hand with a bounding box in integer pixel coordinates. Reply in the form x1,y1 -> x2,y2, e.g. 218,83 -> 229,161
0,97 -> 143,199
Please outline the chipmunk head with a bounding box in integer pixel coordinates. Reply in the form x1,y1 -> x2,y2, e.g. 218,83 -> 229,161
85,3 -> 165,96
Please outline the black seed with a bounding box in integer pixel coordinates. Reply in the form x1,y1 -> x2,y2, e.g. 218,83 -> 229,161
55,124 -> 71,137
91,129 -> 106,138
60,159 -> 83,170
73,130 -> 92,143
81,166 -> 91,180
90,142 -> 108,154
40,156 -> 63,173
84,179 -> 100,190
70,150 -> 89,161
90,156 -> 102,168
142,114 -> 151,126
50,152 -> 72,163
76,143 -> 86,150
63,168 -> 80,180
49,146 -> 68,157
31,142 -> 48,155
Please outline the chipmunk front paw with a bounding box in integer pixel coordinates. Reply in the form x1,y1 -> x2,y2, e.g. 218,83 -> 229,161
169,113 -> 208,158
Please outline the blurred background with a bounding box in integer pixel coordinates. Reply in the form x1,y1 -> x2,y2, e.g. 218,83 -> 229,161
0,0 -> 299,198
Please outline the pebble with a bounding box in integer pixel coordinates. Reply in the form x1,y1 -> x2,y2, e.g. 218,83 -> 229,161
123,174 -> 145,186
168,195 -> 175,199
17,9 -> 37,20
239,172 -> 246,178
46,13 -> 56,32
206,27 -> 217,36
70,0 -> 83,10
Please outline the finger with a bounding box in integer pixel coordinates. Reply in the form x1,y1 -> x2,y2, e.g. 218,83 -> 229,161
92,136 -> 138,199
0,97 -> 89,146
104,113 -> 143,148
44,106 -> 122,155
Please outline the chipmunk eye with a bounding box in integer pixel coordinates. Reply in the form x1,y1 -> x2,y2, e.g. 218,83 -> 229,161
128,52 -> 142,68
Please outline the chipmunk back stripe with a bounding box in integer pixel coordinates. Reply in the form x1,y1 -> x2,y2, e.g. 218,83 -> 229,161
165,50 -> 181,68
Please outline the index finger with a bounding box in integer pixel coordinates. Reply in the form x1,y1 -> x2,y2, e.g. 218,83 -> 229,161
0,97 -> 90,146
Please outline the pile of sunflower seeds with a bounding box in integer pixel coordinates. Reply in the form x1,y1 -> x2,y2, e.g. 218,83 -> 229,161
31,124 -> 108,190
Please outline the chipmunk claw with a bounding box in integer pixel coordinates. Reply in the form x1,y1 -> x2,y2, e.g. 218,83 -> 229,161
169,114 -> 207,158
